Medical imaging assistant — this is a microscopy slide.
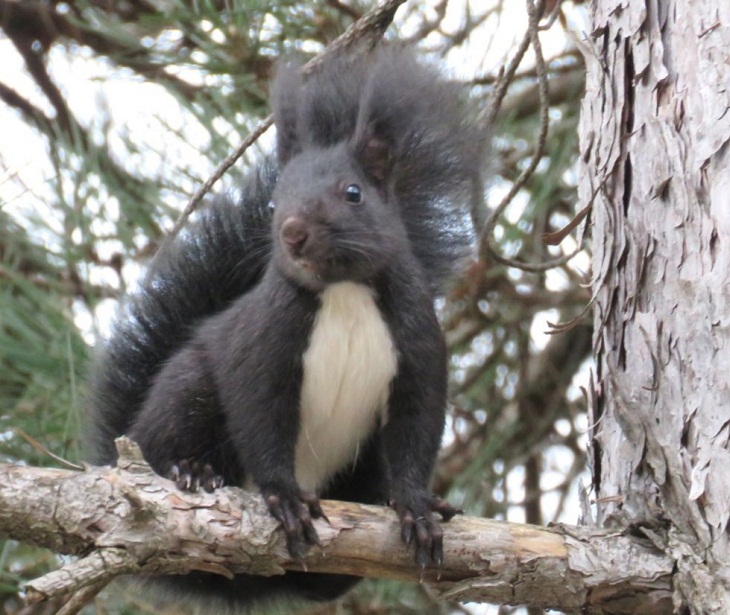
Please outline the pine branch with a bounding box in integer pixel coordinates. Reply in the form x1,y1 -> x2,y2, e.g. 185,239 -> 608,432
0,0 -> 200,100
0,438 -> 673,614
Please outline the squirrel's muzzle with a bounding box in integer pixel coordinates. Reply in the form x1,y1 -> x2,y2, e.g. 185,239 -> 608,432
280,216 -> 309,257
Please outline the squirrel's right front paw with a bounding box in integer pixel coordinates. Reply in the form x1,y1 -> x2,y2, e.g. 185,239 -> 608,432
168,459 -> 225,493
261,484 -> 328,560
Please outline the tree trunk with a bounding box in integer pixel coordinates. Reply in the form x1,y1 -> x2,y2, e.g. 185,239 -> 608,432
580,1 -> 730,613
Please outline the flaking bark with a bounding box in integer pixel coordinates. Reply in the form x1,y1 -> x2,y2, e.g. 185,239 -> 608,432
580,1 -> 730,612
0,439 -> 672,614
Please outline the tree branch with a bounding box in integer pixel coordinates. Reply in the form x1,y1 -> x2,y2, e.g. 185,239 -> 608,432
0,0 -> 201,101
0,439 -> 673,614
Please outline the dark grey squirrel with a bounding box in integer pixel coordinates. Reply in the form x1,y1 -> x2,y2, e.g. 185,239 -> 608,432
86,46 -> 485,612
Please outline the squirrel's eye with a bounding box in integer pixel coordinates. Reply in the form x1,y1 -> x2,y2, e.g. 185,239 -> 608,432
344,184 -> 362,204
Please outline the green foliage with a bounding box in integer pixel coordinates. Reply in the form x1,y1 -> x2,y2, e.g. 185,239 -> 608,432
0,210 -> 86,466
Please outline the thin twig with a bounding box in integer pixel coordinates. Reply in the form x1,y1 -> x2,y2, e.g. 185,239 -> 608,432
402,0 -> 450,45
12,428 -> 84,471
488,245 -> 582,273
166,117 -> 273,241
469,3 -> 534,228
472,51 -> 582,86
479,0 -> 551,266
480,11 -> 534,131
539,0 -> 565,30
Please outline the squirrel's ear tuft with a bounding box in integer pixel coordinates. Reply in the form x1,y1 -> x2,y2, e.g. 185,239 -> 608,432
271,62 -> 304,166
353,130 -> 392,185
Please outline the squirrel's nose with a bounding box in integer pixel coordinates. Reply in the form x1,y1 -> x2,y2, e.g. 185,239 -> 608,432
280,216 -> 309,255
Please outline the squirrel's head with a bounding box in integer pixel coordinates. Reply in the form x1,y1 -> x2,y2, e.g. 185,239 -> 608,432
270,143 -> 407,293
269,47 -> 483,295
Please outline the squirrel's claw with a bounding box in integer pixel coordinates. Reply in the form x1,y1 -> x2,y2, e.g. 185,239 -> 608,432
264,487 -> 325,559
168,459 -> 225,493
391,494 -> 462,568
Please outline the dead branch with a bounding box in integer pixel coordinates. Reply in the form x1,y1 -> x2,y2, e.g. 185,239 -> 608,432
0,438 -> 673,614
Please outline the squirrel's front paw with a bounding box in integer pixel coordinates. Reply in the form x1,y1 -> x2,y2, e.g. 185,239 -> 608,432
261,484 -> 328,560
167,459 -> 225,493
391,493 -> 462,568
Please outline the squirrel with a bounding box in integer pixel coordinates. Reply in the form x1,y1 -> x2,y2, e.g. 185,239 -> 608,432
86,46 -> 485,612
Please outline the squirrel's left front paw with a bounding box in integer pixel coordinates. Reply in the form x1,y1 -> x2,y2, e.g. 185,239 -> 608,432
262,484 -> 328,560
391,494 -> 462,568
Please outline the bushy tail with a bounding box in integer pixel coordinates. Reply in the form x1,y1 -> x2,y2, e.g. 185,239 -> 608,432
86,162 -> 276,464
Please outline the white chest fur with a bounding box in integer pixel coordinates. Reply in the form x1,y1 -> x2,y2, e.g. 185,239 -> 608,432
295,282 -> 398,492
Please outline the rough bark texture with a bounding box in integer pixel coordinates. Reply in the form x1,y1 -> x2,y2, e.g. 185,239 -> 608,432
0,440 -> 673,614
580,1 -> 730,613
